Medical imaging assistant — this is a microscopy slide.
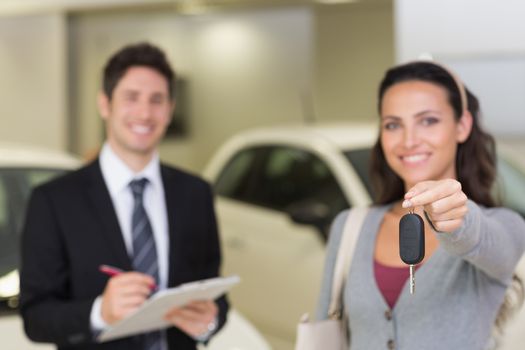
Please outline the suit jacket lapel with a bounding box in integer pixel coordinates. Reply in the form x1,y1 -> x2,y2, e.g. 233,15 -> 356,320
161,165 -> 184,287
84,160 -> 132,270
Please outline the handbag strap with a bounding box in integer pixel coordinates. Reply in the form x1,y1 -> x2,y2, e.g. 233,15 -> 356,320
328,206 -> 369,318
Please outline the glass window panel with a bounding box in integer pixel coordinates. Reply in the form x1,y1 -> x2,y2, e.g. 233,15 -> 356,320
344,148 -> 374,199
496,158 -> 525,217
0,168 -> 68,298
215,148 -> 260,201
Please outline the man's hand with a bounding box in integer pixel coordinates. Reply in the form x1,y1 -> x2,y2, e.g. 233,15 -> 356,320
402,179 -> 469,233
100,272 -> 156,324
164,300 -> 219,338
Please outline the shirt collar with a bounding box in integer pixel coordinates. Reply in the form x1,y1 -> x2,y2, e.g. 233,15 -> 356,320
99,143 -> 162,197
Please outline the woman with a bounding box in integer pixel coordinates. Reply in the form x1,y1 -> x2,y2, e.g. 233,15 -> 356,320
317,61 -> 525,350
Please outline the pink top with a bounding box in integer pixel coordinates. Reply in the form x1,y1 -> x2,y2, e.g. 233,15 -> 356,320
373,260 -> 419,309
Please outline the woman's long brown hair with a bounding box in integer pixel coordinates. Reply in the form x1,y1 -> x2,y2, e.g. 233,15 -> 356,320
371,62 -> 496,207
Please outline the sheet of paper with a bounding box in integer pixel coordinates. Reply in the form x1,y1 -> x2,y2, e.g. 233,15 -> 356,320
98,275 -> 240,342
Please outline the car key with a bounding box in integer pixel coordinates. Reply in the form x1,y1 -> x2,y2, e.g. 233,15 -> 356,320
399,210 -> 425,294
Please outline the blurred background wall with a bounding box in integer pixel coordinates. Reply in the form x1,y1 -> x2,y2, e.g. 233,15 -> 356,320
0,13 -> 67,150
396,0 -> 525,137
0,0 -> 393,172
69,5 -> 317,169
0,0 -> 524,171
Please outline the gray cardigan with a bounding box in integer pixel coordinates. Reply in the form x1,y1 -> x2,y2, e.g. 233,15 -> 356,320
317,201 -> 525,350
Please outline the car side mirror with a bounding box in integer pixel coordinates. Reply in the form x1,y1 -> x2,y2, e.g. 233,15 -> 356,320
286,201 -> 331,242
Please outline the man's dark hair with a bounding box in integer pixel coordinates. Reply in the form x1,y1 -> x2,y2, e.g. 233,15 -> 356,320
102,42 -> 176,100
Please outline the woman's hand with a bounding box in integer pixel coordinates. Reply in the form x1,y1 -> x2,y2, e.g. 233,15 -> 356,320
402,179 -> 469,233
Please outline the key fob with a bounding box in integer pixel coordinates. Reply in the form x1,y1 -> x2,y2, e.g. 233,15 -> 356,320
399,213 -> 425,265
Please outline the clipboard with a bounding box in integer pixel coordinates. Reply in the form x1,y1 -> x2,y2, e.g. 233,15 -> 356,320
98,275 -> 240,342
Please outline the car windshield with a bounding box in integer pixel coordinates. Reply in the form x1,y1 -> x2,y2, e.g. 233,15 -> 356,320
0,168 -> 67,309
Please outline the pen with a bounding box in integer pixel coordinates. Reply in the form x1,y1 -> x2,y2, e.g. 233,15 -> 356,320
99,264 -> 158,291
99,264 -> 124,277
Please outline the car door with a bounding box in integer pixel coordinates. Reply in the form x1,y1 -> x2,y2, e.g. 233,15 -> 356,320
0,168 -> 69,350
213,145 -> 349,348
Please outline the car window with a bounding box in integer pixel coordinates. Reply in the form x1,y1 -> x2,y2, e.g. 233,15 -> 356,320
215,149 -> 258,199
0,181 -> 6,234
215,146 -> 348,218
215,148 -> 261,201
496,158 -> 525,217
0,168 -> 67,310
344,148 -> 375,199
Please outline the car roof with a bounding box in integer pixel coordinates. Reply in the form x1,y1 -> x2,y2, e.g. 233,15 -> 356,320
229,122 -> 379,150
0,142 -> 81,169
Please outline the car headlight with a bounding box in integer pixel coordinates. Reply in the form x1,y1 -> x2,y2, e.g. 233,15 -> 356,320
0,269 -> 19,298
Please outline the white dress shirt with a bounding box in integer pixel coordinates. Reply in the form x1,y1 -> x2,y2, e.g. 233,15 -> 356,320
90,143 -> 215,345
90,143 -> 169,348
98,143 -> 169,288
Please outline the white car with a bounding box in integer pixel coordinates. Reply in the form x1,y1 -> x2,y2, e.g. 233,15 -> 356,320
203,123 -> 525,350
0,143 -> 270,350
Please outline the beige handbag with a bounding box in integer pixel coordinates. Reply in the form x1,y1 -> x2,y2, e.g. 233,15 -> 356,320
295,207 -> 369,350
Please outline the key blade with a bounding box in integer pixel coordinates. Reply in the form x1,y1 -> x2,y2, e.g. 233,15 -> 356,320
409,264 -> 415,294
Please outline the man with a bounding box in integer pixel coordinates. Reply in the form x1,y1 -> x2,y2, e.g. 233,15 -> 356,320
20,42 -> 228,350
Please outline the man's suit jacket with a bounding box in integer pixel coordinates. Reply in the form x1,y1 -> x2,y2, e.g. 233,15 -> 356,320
20,160 -> 228,350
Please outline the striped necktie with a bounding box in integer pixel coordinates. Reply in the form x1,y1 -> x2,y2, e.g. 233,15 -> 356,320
130,178 -> 162,350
